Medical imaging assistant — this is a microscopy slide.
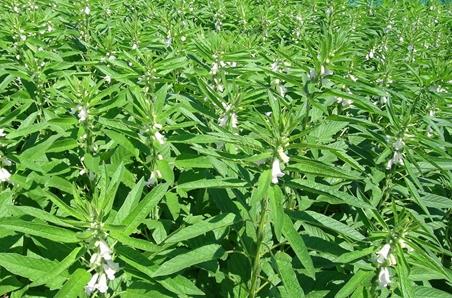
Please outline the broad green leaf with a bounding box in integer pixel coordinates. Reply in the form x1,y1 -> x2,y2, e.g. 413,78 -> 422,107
275,252 -> 305,297
164,213 -> 237,244
54,269 -> 91,298
152,244 -> 225,277
288,179 -> 372,209
0,218 -> 79,243
282,214 -> 315,279
122,183 -> 169,234
335,270 -> 374,298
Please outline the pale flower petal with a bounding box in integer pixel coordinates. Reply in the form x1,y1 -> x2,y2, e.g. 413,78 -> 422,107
96,273 -> 108,293
271,158 -> 284,184
154,131 -> 165,145
0,168 -> 11,182
376,243 -> 391,264
103,260 -> 120,280
378,267 -> 391,288
85,273 -> 98,294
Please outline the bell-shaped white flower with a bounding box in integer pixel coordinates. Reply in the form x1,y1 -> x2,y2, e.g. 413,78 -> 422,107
210,62 -> 219,75
277,148 -> 290,164
398,239 -> 414,253
84,6 -> 91,15
78,106 -> 88,122
146,170 -> 161,187
231,113 -> 238,128
386,158 -> 393,170
388,253 -> 397,266
0,168 -> 11,183
154,131 -> 165,145
378,267 -> 391,288
103,260 -> 120,280
85,273 -> 98,294
393,139 -> 404,151
218,115 -> 228,127
392,151 -> 404,166
96,273 -> 108,293
96,240 -> 112,261
271,158 -> 284,184
376,243 -> 391,264
0,129 -> 6,137
89,253 -> 101,266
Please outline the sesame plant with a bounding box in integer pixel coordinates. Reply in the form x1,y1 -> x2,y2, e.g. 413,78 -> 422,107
0,0 -> 451,297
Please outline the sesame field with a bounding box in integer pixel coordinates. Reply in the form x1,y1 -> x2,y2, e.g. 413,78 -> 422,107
0,0 -> 451,297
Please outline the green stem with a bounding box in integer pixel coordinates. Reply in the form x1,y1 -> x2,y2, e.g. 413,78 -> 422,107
249,198 -> 268,298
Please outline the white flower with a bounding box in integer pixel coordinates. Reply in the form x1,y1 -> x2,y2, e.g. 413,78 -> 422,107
271,158 -> 284,184
96,273 -> 108,293
103,260 -> 120,280
104,75 -> 111,84
132,43 -> 138,50
337,97 -> 353,107
0,168 -> 11,183
349,74 -> 358,82
218,115 -> 228,127
378,267 -> 391,288
398,239 -> 414,253
388,253 -> 397,266
277,148 -> 290,164
309,68 -> 316,80
85,273 -> 98,294
376,243 -> 391,264
386,158 -> 393,170
392,151 -> 404,166
84,6 -> 91,15
210,62 -> 219,75
2,159 -> 12,167
277,84 -> 287,97
78,106 -> 88,122
154,131 -> 165,145
271,62 -> 279,72
165,36 -> 172,47
96,240 -> 112,261
0,129 -> 6,137
231,113 -> 238,128
180,36 -> 186,42
89,253 -> 101,266
320,65 -> 333,76
393,139 -> 404,151
366,50 -> 375,60
146,170 -> 161,187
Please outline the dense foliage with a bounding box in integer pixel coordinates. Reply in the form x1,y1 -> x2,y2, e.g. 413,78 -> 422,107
0,0 -> 451,297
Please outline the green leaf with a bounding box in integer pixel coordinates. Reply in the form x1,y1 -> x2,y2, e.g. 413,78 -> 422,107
122,183 -> 169,234
177,178 -> 247,190
289,160 -> 361,180
164,213 -> 237,244
0,253 -> 69,289
152,244 -> 225,277
30,247 -> 84,287
294,210 -> 365,241
288,179 -> 372,209
113,177 -> 146,224
282,214 -> 315,279
54,269 -> 91,298
0,218 -> 79,243
250,170 -> 272,221
275,252 -> 305,297
335,270 -> 374,298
